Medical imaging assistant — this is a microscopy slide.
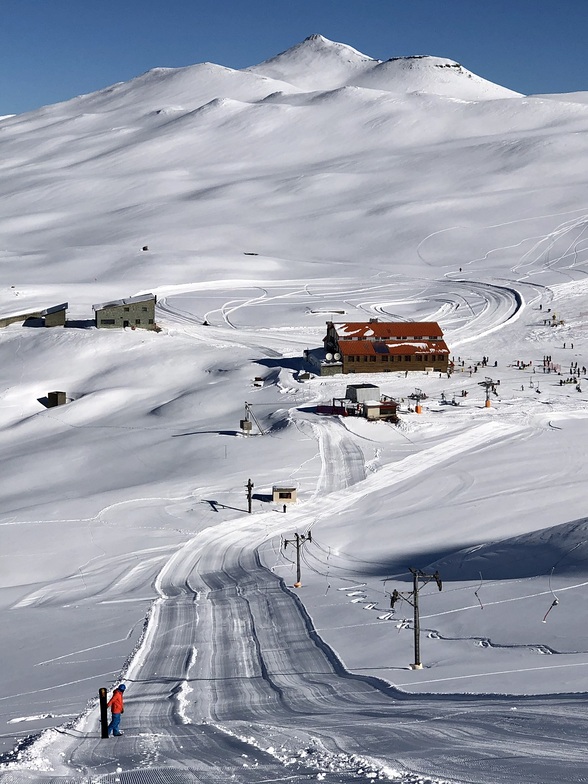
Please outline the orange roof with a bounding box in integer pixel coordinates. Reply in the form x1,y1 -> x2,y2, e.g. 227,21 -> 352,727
338,340 -> 449,357
330,321 -> 444,340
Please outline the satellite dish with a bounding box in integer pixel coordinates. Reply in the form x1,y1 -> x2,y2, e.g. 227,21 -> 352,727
325,353 -> 333,361
334,352 -> 341,361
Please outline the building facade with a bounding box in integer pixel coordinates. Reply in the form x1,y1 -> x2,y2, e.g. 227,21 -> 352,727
323,319 -> 449,374
93,294 -> 157,330
0,302 -> 68,328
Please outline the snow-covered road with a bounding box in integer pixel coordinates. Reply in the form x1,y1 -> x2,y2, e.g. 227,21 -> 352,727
34,504 -> 588,784
10,395 -> 587,784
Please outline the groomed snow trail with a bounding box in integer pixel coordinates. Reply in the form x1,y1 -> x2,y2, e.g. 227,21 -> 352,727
6,417 -> 588,784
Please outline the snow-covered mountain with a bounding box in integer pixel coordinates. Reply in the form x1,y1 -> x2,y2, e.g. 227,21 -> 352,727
247,34 -> 520,99
246,33 -> 379,91
349,54 -> 521,99
1,35 -> 588,784
0,33 -> 583,305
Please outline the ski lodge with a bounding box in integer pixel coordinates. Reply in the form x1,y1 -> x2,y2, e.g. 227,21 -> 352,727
314,319 -> 450,375
93,294 -> 157,330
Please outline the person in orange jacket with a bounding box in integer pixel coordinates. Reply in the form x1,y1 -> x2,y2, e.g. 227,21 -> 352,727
107,684 -> 126,737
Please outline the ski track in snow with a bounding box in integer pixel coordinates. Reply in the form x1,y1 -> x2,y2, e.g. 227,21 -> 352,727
5,267 -> 588,783
4,264 -> 588,783
8,401 -> 587,784
3,204 -> 588,783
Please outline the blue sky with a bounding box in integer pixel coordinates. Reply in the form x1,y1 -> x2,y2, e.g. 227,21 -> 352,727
1,0 -> 586,115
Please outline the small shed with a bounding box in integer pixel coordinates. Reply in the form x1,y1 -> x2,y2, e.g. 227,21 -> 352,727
272,485 -> 297,504
47,391 -> 67,407
41,303 -> 68,327
346,383 -> 380,404
363,401 -> 381,420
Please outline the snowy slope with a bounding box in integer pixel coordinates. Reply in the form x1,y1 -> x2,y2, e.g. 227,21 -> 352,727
350,55 -> 522,99
1,34 -> 588,784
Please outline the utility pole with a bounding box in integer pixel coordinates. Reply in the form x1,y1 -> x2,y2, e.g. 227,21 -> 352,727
283,531 -> 312,588
246,478 -> 254,514
390,568 -> 442,669
411,569 -> 422,669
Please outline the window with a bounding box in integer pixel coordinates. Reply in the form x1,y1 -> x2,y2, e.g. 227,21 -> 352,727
405,356 -> 410,362
370,356 -> 376,362
124,307 -> 130,312
382,355 -> 388,361
417,355 -> 423,362
142,307 -> 148,312
348,356 -> 355,362
148,319 -> 154,324
100,319 -> 115,325
278,491 -> 292,499
135,319 -> 141,325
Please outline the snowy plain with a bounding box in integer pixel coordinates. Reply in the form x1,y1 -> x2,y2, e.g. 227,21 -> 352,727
1,33 -> 588,783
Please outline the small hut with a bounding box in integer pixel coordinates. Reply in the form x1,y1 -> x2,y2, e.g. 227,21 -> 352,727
272,485 -> 297,504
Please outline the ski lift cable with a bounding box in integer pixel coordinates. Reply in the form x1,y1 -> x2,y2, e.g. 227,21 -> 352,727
268,536 -> 284,570
324,542 -> 332,595
548,565 -> 559,603
542,566 -> 559,623
474,571 -> 484,610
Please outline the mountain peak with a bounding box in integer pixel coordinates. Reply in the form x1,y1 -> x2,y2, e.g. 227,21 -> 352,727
245,34 -> 378,91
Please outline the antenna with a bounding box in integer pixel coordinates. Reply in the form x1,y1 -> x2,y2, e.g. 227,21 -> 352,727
325,352 -> 333,361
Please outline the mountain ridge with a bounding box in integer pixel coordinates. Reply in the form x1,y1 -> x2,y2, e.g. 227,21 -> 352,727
1,33 -> 523,124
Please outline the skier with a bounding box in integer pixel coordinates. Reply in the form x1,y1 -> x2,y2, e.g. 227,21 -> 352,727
107,684 -> 126,737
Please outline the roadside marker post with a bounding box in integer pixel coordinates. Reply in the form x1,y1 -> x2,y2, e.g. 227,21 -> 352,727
99,687 -> 109,738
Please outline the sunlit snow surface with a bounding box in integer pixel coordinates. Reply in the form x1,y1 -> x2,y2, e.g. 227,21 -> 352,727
1,34 -> 588,784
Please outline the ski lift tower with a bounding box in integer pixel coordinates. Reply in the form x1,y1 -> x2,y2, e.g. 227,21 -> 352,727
412,388 -> 426,415
240,401 -> 267,435
478,377 -> 500,408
